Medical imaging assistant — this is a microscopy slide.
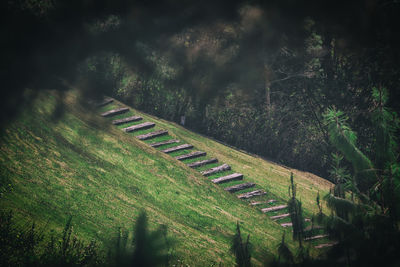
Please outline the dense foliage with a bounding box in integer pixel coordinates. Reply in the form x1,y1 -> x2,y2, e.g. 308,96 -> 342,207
0,212 -> 102,266
2,0 -> 400,178
1,1 -> 400,266
312,88 -> 400,266
0,211 -> 173,267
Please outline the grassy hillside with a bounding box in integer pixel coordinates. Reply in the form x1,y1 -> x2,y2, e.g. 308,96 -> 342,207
0,90 -> 332,266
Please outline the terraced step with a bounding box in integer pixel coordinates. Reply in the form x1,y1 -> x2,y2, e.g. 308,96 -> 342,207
101,107 -> 129,117
315,242 -> 338,249
201,164 -> 231,176
136,130 -> 168,140
211,173 -> 243,184
270,213 -> 290,220
304,234 -> 328,241
304,225 -> 324,231
237,190 -> 266,199
250,200 -> 276,206
149,139 -> 179,148
187,158 -> 218,168
175,151 -> 206,161
280,218 -> 309,227
161,144 -> 193,153
94,98 -> 113,107
112,116 -> 142,125
224,182 -> 256,193
123,122 -> 155,132
261,205 -> 288,213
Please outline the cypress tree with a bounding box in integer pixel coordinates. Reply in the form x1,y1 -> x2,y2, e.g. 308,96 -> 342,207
131,211 -> 169,267
276,233 -> 293,265
287,172 -> 304,247
231,222 -> 252,267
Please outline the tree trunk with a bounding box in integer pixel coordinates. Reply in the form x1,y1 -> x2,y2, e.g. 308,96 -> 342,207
264,64 -> 272,115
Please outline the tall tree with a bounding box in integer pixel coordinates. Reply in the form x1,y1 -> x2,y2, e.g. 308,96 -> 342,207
370,87 -> 400,221
276,233 -> 293,265
231,222 -> 252,267
323,107 -> 375,193
287,172 -> 305,247
316,93 -> 400,266
131,211 -> 169,267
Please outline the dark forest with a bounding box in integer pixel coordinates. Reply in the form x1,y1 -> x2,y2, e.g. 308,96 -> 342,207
1,0 -> 400,266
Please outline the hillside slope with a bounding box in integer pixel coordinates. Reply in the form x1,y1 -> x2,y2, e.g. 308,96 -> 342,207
0,90 -> 332,266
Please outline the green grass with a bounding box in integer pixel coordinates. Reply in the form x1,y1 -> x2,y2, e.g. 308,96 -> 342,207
0,90 -> 333,266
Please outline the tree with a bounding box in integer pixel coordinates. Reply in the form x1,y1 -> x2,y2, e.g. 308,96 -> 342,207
370,87 -> 400,222
316,92 -> 400,266
131,211 -> 169,267
276,233 -> 293,266
231,222 -> 252,267
326,153 -> 352,220
287,172 -> 305,247
323,107 -> 375,193
111,211 -> 171,267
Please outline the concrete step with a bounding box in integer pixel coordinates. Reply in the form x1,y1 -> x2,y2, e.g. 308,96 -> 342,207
187,158 -> 218,168
136,130 -> 168,140
175,151 -> 206,161
261,205 -> 288,213
304,225 -> 324,231
280,218 -> 309,227
270,213 -> 290,220
224,183 -> 256,193
123,122 -> 155,132
201,164 -> 231,176
101,107 -> 129,117
315,242 -> 338,249
94,98 -> 113,107
161,144 -> 193,153
304,234 -> 328,241
211,173 -> 243,184
250,200 -> 276,206
149,139 -> 179,148
112,116 -> 142,125
237,190 -> 266,199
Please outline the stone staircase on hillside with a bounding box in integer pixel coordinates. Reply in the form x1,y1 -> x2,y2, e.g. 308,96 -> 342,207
94,97 -> 334,249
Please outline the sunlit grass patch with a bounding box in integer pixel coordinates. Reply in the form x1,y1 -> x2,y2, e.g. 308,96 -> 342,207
0,90 -> 332,266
